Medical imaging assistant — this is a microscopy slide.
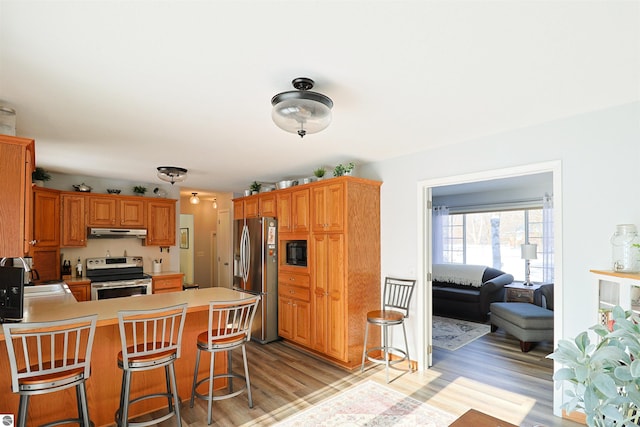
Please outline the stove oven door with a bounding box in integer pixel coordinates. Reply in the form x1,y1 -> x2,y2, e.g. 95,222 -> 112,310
91,280 -> 152,300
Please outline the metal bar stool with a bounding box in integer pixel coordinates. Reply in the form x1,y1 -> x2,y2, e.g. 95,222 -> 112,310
115,303 -> 187,427
361,277 -> 416,383
3,314 -> 98,427
189,296 -> 260,425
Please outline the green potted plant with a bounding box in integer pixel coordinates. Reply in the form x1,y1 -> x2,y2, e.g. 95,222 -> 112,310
333,162 -> 355,177
548,305 -> 640,427
313,167 -> 326,180
32,167 -> 51,186
133,185 -> 147,195
250,181 -> 261,195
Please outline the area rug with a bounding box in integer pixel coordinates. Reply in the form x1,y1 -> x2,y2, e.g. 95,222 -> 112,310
275,380 -> 455,427
432,315 -> 491,351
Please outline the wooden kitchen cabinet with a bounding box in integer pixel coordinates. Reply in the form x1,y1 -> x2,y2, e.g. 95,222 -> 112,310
145,199 -> 176,246
276,192 -> 292,232
310,233 -> 346,359
311,181 -> 344,232
310,178 -> 381,368
233,199 -> 244,220
234,193 -> 277,219
32,187 -> 60,247
277,189 -> 309,234
31,187 -> 61,281
0,135 -> 35,257
66,280 -> 91,301
278,272 -> 311,346
87,195 -> 145,228
61,193 -> 87,247
275,177 -> 381,369
152,273 -> 184,293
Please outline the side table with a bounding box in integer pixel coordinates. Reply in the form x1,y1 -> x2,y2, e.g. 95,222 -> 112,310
504,282 -> 542,303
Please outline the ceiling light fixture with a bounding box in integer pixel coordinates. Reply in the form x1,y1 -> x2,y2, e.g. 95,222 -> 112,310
212,197 -> 218,209
271,77 -> 333,138
157,166 -> 188,185
190,192 -> 200,205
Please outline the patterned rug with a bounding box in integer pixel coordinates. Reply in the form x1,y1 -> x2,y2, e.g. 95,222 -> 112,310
432,315 -> 491,351
275,380 -> 455,427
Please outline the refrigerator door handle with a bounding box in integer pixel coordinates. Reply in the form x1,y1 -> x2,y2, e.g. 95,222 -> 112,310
240,223 -> 250,284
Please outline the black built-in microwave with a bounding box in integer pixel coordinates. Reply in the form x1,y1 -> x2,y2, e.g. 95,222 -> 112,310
285,240 -> 307,266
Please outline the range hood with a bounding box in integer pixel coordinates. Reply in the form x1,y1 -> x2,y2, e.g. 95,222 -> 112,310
88,228 -> 147,239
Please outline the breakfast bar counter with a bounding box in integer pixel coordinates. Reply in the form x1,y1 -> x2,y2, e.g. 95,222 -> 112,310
0,287 -> 255,426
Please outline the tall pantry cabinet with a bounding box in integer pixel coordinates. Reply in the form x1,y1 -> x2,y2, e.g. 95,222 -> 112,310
0,135 -> 35,257
309,178 -> 381,368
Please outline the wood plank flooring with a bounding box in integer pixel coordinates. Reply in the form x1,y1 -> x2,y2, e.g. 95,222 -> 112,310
138,329 -> 583,427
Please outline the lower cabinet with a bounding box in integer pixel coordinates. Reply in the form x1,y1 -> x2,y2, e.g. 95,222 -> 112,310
152,273 -> 184,293
66,280 -> 90,302
278,272 -> 311,346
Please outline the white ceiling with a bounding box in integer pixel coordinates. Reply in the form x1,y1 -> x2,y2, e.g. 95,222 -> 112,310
1,1 -> 638,197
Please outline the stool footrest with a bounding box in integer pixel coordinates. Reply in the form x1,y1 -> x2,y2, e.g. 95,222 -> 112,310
364,346 -> 410,368
192,373 -> 248,402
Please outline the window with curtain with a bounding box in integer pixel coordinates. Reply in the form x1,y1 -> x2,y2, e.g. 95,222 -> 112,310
435,198 -> 553,282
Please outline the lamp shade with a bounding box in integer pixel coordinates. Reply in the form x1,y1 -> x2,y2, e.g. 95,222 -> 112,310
271,78 -> 333,138
521,244 -> 538,260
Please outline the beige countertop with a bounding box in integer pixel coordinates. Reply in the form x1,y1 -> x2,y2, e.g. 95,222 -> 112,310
2,287 -> 253,339
147,270 -> 184,277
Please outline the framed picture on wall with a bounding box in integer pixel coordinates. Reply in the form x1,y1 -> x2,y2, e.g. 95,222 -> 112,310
180,228 -> 189,249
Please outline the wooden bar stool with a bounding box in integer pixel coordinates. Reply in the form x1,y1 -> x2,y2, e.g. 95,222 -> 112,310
115,303 -> 187,427
361,277 -> 416,383
189,296 -> 260,425
3,314 -> 98,427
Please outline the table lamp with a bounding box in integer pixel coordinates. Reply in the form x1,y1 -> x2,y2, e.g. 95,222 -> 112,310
521,243 -> 537,286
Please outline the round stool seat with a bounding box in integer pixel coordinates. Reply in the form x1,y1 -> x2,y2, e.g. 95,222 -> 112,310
367,309 -> 405,324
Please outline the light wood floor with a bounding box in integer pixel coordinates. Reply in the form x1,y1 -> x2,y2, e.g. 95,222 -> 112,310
138,329 -> 583,427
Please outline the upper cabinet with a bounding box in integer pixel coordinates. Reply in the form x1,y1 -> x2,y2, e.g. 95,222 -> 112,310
277,188 -> 310,234
145,199 -> 176,246
59,193 -> 175,247
32,187 -> 61,248
87,195 -> 145,228
61,193 -> 86,247
311,181 -> 344,233
234,193 -> 277,219
0,135 -> 35,257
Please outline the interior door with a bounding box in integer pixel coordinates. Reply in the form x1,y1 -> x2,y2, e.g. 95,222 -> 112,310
217,209 -> 232,288
426,187 -> 433,367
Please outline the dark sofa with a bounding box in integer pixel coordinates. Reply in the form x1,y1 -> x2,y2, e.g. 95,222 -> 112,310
432,263 -> 514,322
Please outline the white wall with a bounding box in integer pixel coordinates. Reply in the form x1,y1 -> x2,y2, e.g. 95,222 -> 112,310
359,101 -> 640,400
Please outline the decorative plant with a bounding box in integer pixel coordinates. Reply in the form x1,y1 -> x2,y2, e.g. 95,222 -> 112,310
250,181 -> 261,193
32,166 -> 51,182
313,167 -> 326,178
548,305 -> 640,427
333,162 -> 355,177
133,185 -> 147,195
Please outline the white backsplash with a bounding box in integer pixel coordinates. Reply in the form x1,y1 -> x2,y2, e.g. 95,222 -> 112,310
61,239 -> 173,274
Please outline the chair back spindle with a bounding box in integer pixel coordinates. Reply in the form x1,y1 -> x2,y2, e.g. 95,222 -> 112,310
383,277 -> 416,318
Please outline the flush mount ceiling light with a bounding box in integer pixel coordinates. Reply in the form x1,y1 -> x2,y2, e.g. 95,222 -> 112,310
190,192 -> 200,205
271,77 -> 333,138
157,166 -> 188,185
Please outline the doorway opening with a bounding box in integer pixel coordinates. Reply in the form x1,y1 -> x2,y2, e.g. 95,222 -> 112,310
417,160 -> 563,415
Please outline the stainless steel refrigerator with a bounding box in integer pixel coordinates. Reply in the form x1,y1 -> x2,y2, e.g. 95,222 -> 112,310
233,216 -> 278,343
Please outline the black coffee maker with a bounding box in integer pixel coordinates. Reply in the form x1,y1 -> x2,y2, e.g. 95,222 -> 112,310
0,264 -> 24,322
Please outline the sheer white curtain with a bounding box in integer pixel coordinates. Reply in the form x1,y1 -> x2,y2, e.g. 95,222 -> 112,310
433,206 -> 449,264
542,193 -> 554,282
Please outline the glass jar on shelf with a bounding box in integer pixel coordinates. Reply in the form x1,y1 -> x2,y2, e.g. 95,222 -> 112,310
611,224 -> 639,273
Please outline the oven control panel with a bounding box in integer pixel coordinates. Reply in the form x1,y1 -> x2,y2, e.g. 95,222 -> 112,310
86,256 -> 144,270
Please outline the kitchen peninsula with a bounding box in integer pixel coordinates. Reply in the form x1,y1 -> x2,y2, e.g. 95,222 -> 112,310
0,286 -> 253,426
